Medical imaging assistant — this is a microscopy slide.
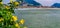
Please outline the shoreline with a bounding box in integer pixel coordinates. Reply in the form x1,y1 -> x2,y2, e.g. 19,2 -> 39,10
15,8 -> 60,10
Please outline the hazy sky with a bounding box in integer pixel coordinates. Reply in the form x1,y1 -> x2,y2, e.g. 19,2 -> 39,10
3,0 -> 16,4
35,0 -> 60,6
2,0 -> 60,6
3,0 -> 10,4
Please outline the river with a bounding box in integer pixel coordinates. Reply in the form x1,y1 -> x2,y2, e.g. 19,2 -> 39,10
14,8 -> 60,28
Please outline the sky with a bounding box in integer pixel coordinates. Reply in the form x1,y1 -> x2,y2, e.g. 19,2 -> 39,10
35,0 -> 60,6
3,0 -> 10,4
3,0 -> 16,4
2,0 -> 60,6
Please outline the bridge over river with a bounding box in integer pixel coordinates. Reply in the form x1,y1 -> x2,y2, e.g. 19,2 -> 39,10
14,8 -> 60,28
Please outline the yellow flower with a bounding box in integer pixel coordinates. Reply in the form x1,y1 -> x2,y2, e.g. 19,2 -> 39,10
12,16 -> 17,21
15,23 -> 20,28
20,19 -> 25,24
0,18 -> 4,22
15,23 -> 19,27
10,0 -> 13,3
24,26 -> 27,28
14,2 -> 19,6
0,19 -> 2,22
5,6 -> 10,9
0,2 -> 3,4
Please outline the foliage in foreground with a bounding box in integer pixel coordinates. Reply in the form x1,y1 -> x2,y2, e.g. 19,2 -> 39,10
0,0 -> 27,28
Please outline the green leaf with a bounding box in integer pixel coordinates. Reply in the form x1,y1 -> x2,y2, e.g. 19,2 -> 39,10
0,0 -> 2,2
11,25 -> 16,28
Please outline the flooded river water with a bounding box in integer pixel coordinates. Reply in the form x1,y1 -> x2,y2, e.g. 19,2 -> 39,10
14,8 -> 60,28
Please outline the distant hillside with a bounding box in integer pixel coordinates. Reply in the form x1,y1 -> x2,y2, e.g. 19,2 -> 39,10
16,0 -> 22,2
51,3 -> 60,8
23,0 -> 42,6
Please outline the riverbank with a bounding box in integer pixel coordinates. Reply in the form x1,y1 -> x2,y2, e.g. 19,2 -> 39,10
15,8 -> 60,10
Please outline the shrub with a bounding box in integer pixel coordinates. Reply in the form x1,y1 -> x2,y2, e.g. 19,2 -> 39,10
0,0 -> 27,28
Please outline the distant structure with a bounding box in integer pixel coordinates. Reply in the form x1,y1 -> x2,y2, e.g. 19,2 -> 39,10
51,3 -> 60,8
